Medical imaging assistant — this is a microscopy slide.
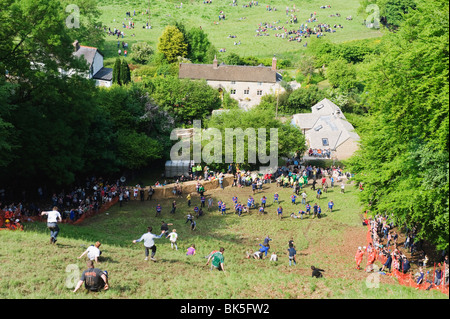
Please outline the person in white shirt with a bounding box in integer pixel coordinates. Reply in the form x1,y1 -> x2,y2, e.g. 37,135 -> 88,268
133,226 -> 165,261
41,206 -> 62,244
166,229 -> 178,250
78,241 -> 102,262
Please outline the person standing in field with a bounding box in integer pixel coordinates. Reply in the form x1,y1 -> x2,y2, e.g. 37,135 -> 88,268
155,203 -> 162,217
355,246 -> 364,270
41,206 -> 62,244
186,193 -> 191,207
277,206 -> 283,220
132,226 -> 165,261
288,245 -> 297,266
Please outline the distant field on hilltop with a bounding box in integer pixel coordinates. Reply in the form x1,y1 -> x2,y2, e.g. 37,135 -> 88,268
96,0 -> 383,66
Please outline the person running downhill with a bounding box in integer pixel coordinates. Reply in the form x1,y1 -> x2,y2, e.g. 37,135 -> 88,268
133,226 -> 165,261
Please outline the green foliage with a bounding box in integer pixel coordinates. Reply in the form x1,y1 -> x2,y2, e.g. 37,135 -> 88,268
113,58 -> 121,85
359,0 -> 417,29
116,130 -> 162,169
0,78 -> 16,167
186,27 -> 211,63
223,52 -> 243,65
326,58 -> 359,91
59,0 -> 105,47
131,42 -> 154,64
348,0 -> 449,250
157,25 -> 188,63
148,76 -> 221,124
285,85 -> 322,114
120,59 -> 131,85
205,108 -> 307,170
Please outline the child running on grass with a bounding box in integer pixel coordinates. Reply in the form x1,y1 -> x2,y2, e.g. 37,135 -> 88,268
166,229 -> 178,250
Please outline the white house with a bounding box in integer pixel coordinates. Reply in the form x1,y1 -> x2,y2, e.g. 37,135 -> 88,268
178,56 -> 284,109
71,40 -> 112,87
292,98 -> 360,160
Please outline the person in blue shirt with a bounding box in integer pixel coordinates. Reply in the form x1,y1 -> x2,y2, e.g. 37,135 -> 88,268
327,200 -> 334,213
291,194 -> 297,205
306,203 -> 311,215
258,244 -> 270,258
221,202 -> 226,215
217,200 -> 222,212
258,206 -> 264,215
155,204 -> 162,217
277,206 -> 283,220
416,267 -> 425,286
288,246 -> 297,266
200,196 -> 206,207
263,235 -> 272,249
273,193 -> 279,204
299,210 -> 306,219
261,196 -> 266,208
232,196 -> 238,205
317,206 -> 322,219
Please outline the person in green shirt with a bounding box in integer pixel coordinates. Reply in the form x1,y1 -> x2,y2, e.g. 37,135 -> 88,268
206,247 -> 225,272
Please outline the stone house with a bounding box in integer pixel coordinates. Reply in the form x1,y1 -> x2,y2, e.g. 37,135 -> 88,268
291,98 -> 360,160
178,56 -> 284,109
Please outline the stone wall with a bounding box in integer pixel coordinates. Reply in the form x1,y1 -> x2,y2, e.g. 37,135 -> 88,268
128,174 -> 235,200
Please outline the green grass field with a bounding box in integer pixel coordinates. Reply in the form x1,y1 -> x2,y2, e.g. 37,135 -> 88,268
0,180 -> 446,299
97,0 -> 383,67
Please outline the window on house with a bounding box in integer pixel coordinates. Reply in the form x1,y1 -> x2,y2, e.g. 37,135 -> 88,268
258,82 -> 263,86
257,90 -> 263,95
230,89 -> 236,94
244,89 -> 249,94
231,81 -> 236,84
322,138 -> 329,146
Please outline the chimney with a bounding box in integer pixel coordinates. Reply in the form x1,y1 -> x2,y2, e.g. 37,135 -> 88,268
271,56 -> 277,71
73,40 -> 80,52
213,55 -> 218,69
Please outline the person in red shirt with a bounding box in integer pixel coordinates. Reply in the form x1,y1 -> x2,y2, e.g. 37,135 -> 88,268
355,247 -> 365,270
366,249 -> 377,272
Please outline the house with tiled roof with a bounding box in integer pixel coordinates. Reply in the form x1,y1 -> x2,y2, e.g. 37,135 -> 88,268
291,98 -> 360,160
71,40 -> 112,87
178,56 -> 284,109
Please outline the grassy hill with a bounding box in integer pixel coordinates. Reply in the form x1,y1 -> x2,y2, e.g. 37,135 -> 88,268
0,180 -> 446,299
96,0 -> 383,66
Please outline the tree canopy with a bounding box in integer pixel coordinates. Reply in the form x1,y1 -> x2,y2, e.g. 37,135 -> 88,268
348,0 -> 449,250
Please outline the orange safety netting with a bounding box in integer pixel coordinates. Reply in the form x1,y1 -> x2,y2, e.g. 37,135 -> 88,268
72,197 -> 118,225
0,197 -> 119,228
365,224 -> 449,295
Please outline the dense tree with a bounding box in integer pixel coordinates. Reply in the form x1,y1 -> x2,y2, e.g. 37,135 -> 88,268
120,59 -> 131,85
285,86 -> 322,114
131,42 -> 154,65
205,108 -> 307,171
112,58 -> 121,85
326,58 -> 359,91
148,76 -> 221,124
157,25 -> 188,63
186,28 -> 212,63
348,0 -> 449,250
59,0 -> 105,47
